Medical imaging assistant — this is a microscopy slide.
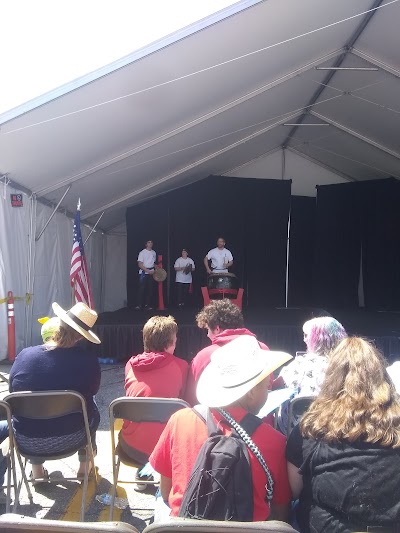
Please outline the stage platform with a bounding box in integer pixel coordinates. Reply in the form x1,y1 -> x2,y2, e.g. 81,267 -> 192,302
93,306 -> 400,363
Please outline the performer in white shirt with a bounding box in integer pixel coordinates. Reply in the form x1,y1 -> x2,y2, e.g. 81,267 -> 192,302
136,240 -> 157,310
204,237 -> 233,275
174,249 -> 195,308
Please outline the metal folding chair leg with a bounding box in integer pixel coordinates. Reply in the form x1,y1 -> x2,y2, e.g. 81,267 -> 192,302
5,452 -> 12,514
80,443 -> 98,521
109,457 -> 121,521
13,449 -> 33,512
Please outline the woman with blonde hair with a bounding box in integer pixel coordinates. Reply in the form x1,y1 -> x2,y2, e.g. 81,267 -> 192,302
286,337 -> 400,532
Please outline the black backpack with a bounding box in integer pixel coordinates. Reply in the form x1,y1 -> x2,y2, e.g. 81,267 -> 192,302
179,406 -> 274,521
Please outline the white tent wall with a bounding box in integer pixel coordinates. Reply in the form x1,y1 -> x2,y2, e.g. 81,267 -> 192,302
224,148 -> 349,195
31,202 -> 104,347
0,250 -> 6,359
0,187 -> 32,358
102,225 -> 127,312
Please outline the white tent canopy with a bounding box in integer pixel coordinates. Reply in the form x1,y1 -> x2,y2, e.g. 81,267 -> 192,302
0,0 -> 399,356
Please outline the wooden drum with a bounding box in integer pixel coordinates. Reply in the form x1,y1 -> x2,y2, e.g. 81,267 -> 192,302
207,272 -> 238,299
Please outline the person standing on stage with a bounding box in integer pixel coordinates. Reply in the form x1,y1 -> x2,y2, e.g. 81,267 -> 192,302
174,249 -> 195,308
203,237 -> 233,275
136,240 -> 157,310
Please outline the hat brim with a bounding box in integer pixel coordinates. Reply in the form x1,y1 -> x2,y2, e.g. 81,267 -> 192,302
196,350 -> 292,407
52,302 -> 101,344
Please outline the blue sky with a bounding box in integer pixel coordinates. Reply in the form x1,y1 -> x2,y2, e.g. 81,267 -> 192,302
0,0 -> 237,114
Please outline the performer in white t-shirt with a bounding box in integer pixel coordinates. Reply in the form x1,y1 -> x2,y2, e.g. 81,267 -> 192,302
135,240 -> 157,310
174,249 -> 195,308
204,237 -> 234,275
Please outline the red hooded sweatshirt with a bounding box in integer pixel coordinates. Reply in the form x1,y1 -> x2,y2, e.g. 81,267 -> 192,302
184,328 -> 269,407
120,351 -> 188,463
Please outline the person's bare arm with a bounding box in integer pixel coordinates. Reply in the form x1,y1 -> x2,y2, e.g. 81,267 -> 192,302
223,260 -> 233,268
203,256 -> 211,274
160,475 -> 172,502
269,503 -> 290,522
287,461 -> 303,499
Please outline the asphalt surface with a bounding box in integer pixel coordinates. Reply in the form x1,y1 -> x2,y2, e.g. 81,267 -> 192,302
0,362 -> 156,529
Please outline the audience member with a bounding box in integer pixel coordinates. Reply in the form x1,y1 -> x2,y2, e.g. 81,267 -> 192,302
277,316 -> 346,434
38,316 -> 60,343
10,302 -> 101,483
119,316 -> 188,488
184,299 -> 269,406
286,337 -> 400,533
150,335 -> 293,521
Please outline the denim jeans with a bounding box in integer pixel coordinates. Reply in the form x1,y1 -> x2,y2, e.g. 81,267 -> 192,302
0,420 -> 9,487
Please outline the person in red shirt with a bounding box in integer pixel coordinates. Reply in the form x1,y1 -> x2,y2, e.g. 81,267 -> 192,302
184,299 -> 269,406
150,335 -> 293,522
119,316 -> 188,471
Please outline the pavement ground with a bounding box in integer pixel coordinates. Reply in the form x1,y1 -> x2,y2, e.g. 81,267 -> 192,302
0,362 -> 156,530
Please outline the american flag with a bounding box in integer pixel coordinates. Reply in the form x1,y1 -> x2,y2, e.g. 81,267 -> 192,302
70,210 -> 93,308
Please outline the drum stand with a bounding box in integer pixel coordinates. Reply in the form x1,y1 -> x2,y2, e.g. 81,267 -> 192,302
201,286 -> 244,310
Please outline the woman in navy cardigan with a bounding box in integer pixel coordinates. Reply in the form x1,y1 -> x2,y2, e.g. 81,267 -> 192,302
10,302 -> 101,483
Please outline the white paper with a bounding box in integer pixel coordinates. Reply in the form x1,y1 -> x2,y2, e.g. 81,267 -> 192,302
257,388 -> 295,418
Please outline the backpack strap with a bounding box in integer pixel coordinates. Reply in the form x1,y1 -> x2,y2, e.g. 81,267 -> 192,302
239,413 -> 263,437
193,405 -> 220,436
218,408 -> 274,503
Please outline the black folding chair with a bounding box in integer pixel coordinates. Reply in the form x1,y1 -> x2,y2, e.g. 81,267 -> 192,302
109,397 -> 189,519
0,513 -> 139,533
5,391 -> 98,521
287,395 -> 314,437
0,400 -> 18,513
143,519 -> 297,533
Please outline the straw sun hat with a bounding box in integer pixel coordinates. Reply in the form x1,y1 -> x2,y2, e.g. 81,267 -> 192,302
196,335 -> 292,408
52,302 -> 101,344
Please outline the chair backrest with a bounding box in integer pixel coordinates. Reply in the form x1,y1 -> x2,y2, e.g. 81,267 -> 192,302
0,400 -> 12,425
0,514 -> 139,533
290,396 -> 314,418
143,520 -> 297,533
4,391 -> 86,420
110,397 -> 190,425
287,395 -> 314,437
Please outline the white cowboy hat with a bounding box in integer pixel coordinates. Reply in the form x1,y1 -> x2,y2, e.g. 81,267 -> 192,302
52,302 -> 101,344
196,335 -> 292,407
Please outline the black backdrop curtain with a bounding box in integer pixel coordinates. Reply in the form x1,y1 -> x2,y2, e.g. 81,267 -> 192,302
126,176 -> 291,308
288,196 -> 316,307
313,182 -> 361,307
360,179 -> 400,309
313,178 -> 400,310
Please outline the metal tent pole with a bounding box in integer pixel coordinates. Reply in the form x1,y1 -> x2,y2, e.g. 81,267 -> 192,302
35,185 -> 71,241
285,210 -> 291,309
83,211 -> 105,245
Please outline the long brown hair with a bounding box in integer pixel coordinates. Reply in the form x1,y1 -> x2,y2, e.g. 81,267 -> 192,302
50,322 -> 83,349
301,337 -> 400,448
